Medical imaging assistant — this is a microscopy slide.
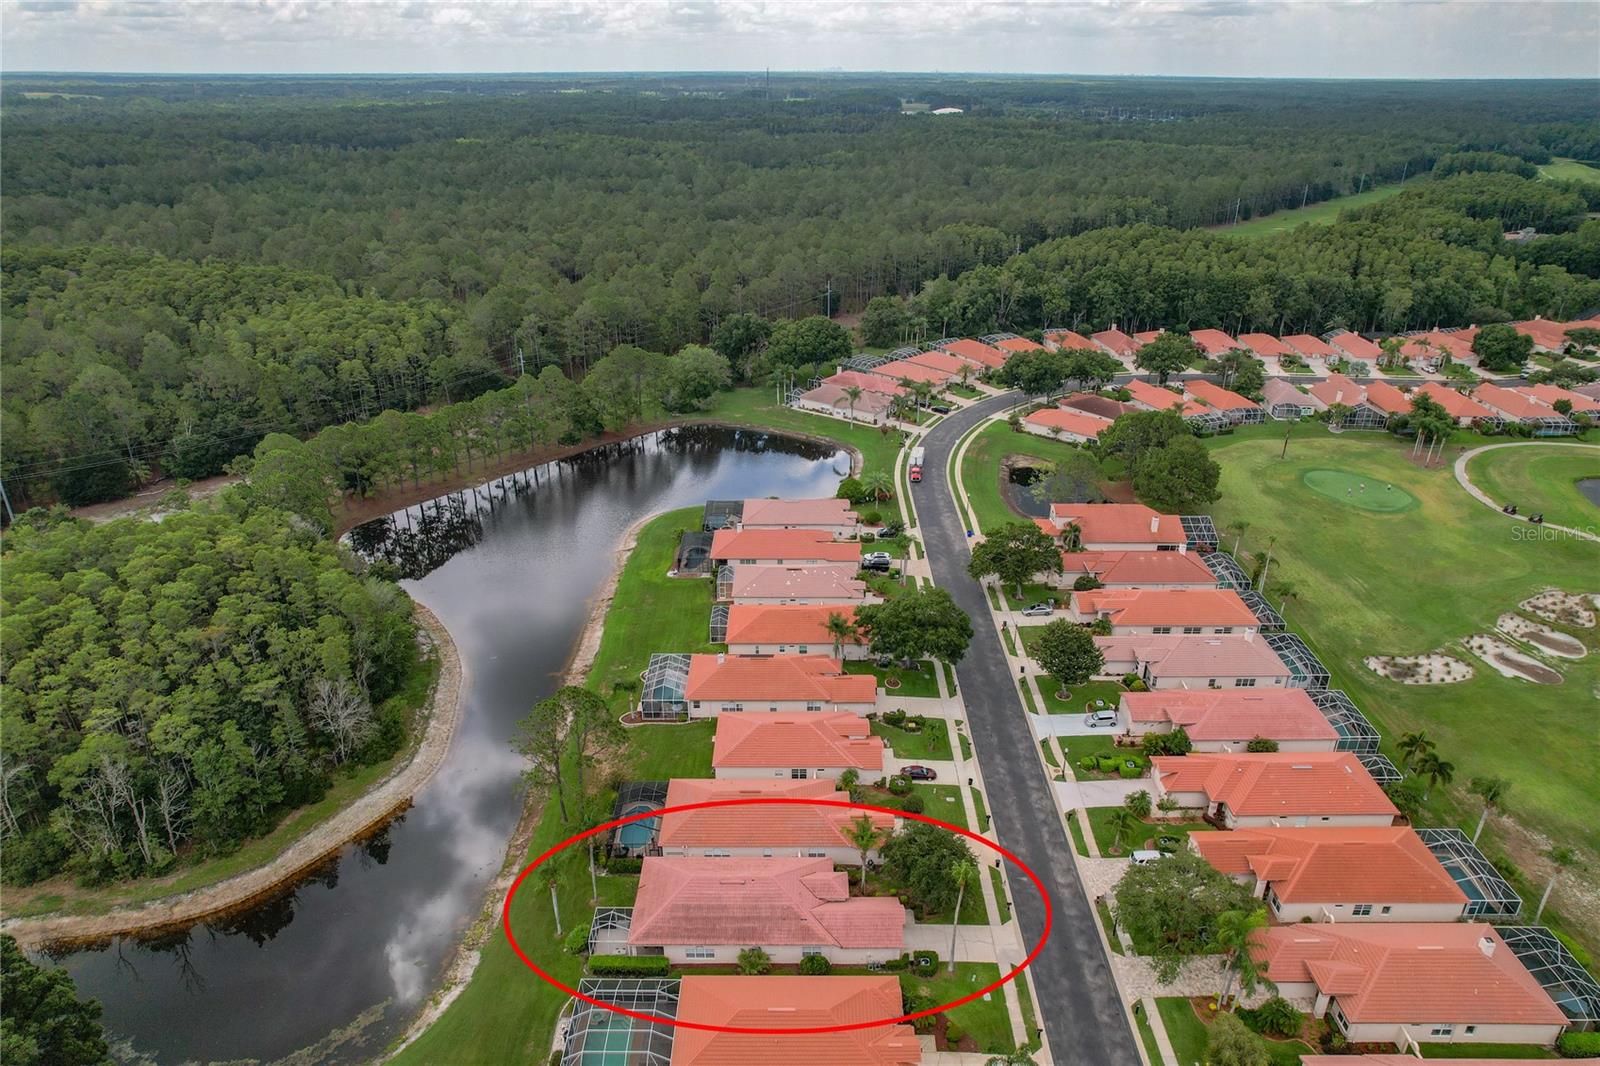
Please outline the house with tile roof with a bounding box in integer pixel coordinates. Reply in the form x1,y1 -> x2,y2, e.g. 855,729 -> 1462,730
1472,384 -> 1579,436
1119,689 -> 1339,752
1190,329 -> 1241,358
1022,405 -> 1115,443
657,779 -> 896,863
1094,633 -> 1293,690
1261,378 -> 1327,421
682,654 -> 877,717
1282,334 -> 1336,362
724,604 -> 868,659
721,563 -> 872,606
906,350 -> 974,378
1307,373 -> 1392,429
1124,378 -> 1189,412
1043,329 -> 1096,351
712,713 -> 885,780
1044,502 -> 1188,551
1070,587 -> 1258,635
671,976 -> 921,1065
1060,391 -> 1138,420
1362,379 -> 1413,418
1414,382 -> 1495,427
1522,382 -> 1600,414
1329,331 -> 1384,364
822,369 -> 909,397
628,856 -> 906,964
1092,328 -> 1142,359
738,497 -> 861,538
1053,549 -> 1219,590
1133,329 -> 1165,346
1513,317 -> 1576,353
793,383 -> 895,425
1252,923 -> 1566,1049
1151,752 -> 1398,827
1419,330 -> 1478,364
867,359 -> 955,386
1238,333 -> 1294,361
1185,380 -> 1264,424
935,338 -> 1008,370
710,528 -> 862,566
1192,826 -> 1468,923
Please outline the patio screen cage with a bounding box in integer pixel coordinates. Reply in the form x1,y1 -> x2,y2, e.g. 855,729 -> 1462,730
675,532 -> 715,576
1203,551 -> 1252,591
639,654 -> 691,720
561,978 -> 679,1065
1356,752 -> 1402,784
1527,415 -> 1579,437
1417,828 -> 1523,919
702,500 -> 743,530
1179,514 -> 1220,552
1264,632 -> 1330,689
1310,690 -> 1380,754
610,781 -> 667,823
1185,410 -> 1232,436
844,354 -> 892,372
715,565 -> 736,601
1499,925 -> 1600,1029
708,604 -> 730,644
980,332 -> 1021,344
585,907 -> 638,956
1238,590 -> 1285,631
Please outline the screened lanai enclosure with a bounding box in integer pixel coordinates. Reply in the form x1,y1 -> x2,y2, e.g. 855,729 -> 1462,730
639,654 -> 691,720
560,979 -> 678,1065
1500,926 -> 1600,1029
609,782 -> 667,859
1310,690 -> 1380,754
1203,551 -> 1252,591
1264,631 -> 1331,689
1417,828 -> 1522,918
1178,514 -> 1219,552
674,531 -> 716,576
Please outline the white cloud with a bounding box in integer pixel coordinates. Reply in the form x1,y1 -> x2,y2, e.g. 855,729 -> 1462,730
2,0 -> 1596,77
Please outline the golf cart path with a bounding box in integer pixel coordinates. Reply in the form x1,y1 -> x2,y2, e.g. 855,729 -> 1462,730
1453,441 -> 1600,544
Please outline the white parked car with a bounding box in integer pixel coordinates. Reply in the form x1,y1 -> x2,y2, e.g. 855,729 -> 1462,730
1130,850 -> 1165,866
1083,709 -> 1118,728
1021,603 -> 1053,617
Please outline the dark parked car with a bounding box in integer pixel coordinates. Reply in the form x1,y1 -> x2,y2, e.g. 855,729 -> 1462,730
930,403 -> 953,414
901,765 -> 938,781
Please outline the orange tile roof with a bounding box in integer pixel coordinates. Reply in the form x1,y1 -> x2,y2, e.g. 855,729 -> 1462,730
1058,550 -> 1218,587
713,713 -> 884,771
1074,587 -> 1258,628
1306,373 -> 1369,409
1419,331 -> 1475,360
1185,379 -> 1260,411
1096,634 -> 1292,680
1050,503 -> 1185,545
1043,330 -> 1096,351
711,528 -> 862,563
1414,382 -> 1494,420
1473,384 -> 1558,421
724,604 -> 864,647
630,856 -> 905,950
1513,318 -> 1571,350
659,779 -> 894,849
741,497 -> 859,528
1253,924 -> 1564,1026
1125,379 -> 1189,411
1329,331 -> 1383,359
1523,382 -> 1600,413
869,359 -> 954,385
1153,753 -> 1397,818
906,350 -> 971,375
823,370 -> 908,397
686,654 -> 877,703
1133,329 -> 1165,345
999,336 -> 1047,352
671,976 -> 920,1066
799,383 -> 895,416
1192,826 -> 1466,904
1361,379 -> 1412,416
1092,328 -> 1140,356
1023,406 -> 1114,439
1121,689 -> 1338,743
1238,333 -> 1293,358
937,339 -> 1008,369
1190,329 -> 1240,356
729,564 -> 867,602
1282,334 -> 1335,358
1060,392 -> 1138,419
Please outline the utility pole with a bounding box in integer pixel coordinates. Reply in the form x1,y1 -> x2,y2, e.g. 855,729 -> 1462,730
1301,183 -> 1310,209
515,344 -> 526,377
823,279 -> 835,319
0,480 -> 13,525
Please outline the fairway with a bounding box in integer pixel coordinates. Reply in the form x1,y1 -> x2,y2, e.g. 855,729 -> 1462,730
1302,468 -> 1418,512
1465,444 -> 1600,533
1205,428 -> 1599,887
1214,181 -> 1407,237
1538,157 -> 1600,184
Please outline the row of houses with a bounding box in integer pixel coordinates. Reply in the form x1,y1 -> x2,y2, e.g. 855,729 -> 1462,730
1267,374 -> 1598,435
1022,377 -> 1264,442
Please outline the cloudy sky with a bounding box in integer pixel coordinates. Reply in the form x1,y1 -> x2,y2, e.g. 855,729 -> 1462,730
3,1 -> 1597,79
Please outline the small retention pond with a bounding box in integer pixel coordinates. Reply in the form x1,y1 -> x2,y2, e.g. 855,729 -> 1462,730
48,426 -> 847,1065
1578,477 -> 1600,508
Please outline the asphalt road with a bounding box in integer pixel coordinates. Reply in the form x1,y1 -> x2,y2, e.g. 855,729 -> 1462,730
916,391 -> 1143,1066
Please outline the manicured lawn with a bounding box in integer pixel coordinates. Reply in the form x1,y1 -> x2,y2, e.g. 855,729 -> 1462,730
1095,898 -> 1123,955
988,865 -> 1011,923
1030,676 -> 1125,716
1058,732 -> 1120,771
971,787 -> 990,832
1039,739 -> 1060,768
960,419 -> 1108,533
917,784 -> 969,830
1065,811 -> 1090,857
1466,444 -> 1600,532
1000,581 -> 1066,610
948,383 -> 983,399
904,962 -> 1017,1054
1155,997 -> 1312,1066
1216,180 -> 1407,237
1418,1043 -> 1556,1059
1205,426 -> 1600,956
871,715 -> 955,761
1539,157 -> 1600,184
1301,467 -> 1420,512
847,658 -> 941,698
1132,1001 -> 1164,1064
1086,809 -> 1211,857
700,386 -> 905,476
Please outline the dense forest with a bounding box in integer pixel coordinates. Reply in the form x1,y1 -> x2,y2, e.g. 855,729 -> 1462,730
1,74 -> 1596,510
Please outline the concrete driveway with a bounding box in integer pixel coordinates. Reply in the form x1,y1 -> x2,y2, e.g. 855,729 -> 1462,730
1058,778 -> 1156,809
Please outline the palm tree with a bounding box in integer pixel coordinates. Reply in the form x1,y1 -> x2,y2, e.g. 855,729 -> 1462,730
948,857 -> 978,971
1414,751 -> 1454,799
1469,776 -> 1510,844
840,384 -> 864,422
1214,906 -> 1272,1005
1536,846 -> 1579,921
825,611 -> 858,660
862,470 -> 894,503
1106,806 -> 1144,855
1396,731 -> 1434,772
845,814 -> 885,885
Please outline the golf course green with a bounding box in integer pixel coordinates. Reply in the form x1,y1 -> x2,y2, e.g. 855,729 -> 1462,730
1465,444 -> 1600,533
1302,468 -> 1419,512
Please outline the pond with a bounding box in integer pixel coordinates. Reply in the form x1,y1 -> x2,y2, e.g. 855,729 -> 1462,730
1579,477 -> 1600,509
48,426 -> 848,1065
1001,463 -> 1050,518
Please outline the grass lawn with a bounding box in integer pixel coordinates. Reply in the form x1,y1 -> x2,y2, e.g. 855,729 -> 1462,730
1095,898 -> 1124,955
700,386 -> 905,476
1156,997 -> 1312,1066
988,865 -> 1011,923
1539,157 -> 1600,184
1040,739 -> 1060,768
904,963 -> 1017,1054
1216,180 -> 1408,237
1466,444 -> 1600,532
1418,1043 -> 1556,1059
948,382 -> 983,400
1132,1001 -> 1164,1064
1000,581 -> 1066,610
847,658 -> 941,698
1087,809 -> 1211,857
871,716 -> 955,761
1031,676 -> 1125,716
916,784 -> 969,830
1205,425 -> 1600,956
959,419 -> 1107,533
971,787 -> 990,832
1057,733 -> 1119,771
1066,811 -> 1090,857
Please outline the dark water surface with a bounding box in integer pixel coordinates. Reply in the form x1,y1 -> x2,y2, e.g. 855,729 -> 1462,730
1579,477 -> 1600,508
51,427 -> 847,1065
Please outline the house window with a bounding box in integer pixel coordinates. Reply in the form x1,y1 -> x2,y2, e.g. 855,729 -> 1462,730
762,849 -> 773,858
1267,889 -> 1281,913
685,947 -> 715,960
805,702 -> 823,713
1464,1026 -> 1476,1035
797,645 -> 808,654
722,703 -> 743,713
790,768 -> 808,779
1380,905 -> 1392,915
1183,626 -> 1203,635
1216,627 -> 1232,634
1153,626 -> 1172,635
1429,1026 -> 1454,1037
805,849 -> 828,858
1234,678 -> 1256,688
1207,678 -> 1219,689
1352,904 -> 1373,916
801,948 -> 824,958
705,849 -> 730,858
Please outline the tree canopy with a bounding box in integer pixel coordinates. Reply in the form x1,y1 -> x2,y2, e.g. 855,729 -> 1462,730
0,934 -> 109,1066
967,522 -> 1062,596
854,586 -> 974,665
1114,850 -> 1258,981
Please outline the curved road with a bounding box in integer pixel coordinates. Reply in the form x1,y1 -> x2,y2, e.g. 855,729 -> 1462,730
917,392 -> 1142,1066
1452,440 -> 1600,544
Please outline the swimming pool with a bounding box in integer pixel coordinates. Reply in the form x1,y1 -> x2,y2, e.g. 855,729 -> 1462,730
616,803 -> 660,849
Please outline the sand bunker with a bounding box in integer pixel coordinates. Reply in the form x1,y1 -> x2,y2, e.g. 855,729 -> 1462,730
1364,652 -> 1473,684
1463,634 -> 1563,684
1497,613 -> 1587,659
1520,590 -> 1596,629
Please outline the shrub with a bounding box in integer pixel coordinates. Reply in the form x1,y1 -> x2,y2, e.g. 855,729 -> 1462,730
798,953 -> 832,975
887,775 -> 912,796
944,1021 -> 967,1045
1097,755 -> 1120,773
861,508 -> 883,525
1127,678 -> 1148,692
837,768 -> 860,792
1123,789 -> 1153,818
910,949 -> 938,972
883,708 -> 908,727
884,954 -> 909,971
1560,1031 -> 1600,1057
1241,996 -> 1304,1038
589,955 -> 671,976
899,793 -> 926,815
738,946 -> 772,975
1073,574 -> 1103,591
1078,756 -> 1098,773
861,531 -> 876,543
603,856 -> 643,875
1117,761 -> 1142,779
1245,736 -> 1279,753
564,922 -> 592,955
1007,413 -> 1023,432
1122,673 -> 1141,687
